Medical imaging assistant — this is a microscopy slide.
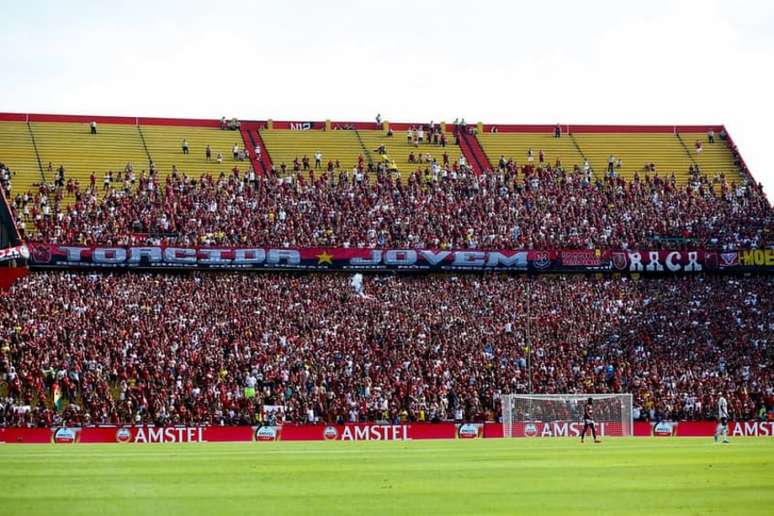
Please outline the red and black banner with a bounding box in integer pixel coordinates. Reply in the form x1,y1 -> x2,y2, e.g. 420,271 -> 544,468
0,244 -> 29,263
25,243 -> 774,273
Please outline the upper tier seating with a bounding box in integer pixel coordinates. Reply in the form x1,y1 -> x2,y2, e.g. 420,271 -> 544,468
141,125 -> 251,179
476,132 -> 584,178
682,132 -> 742,183
477,130 -> 743,186
259,126 -> 457,178
31,122 -> 147,185
357,127 -> 457,177
570,133 -> 690,182
0,122 -> 42,195
2,122 -> 251,198
259,128 -> 363,175
0,118 -> 750,195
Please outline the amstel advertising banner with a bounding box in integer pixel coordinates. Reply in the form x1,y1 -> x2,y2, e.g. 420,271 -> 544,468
2,421 -> 773,444
485,421 -> 774,439
26,244 -> 774,273
277,423 -> 459,441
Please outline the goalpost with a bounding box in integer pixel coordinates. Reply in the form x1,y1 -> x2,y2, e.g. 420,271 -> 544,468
501,394 -> 633,438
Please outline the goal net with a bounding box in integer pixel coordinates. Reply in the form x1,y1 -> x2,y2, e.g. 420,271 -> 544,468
501,394 -> 633,438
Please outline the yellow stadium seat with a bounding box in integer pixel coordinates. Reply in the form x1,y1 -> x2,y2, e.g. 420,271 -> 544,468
0,119 -> 746,197
0,121 -> 43,196
260,129 -> 363,174
357,128 -> 457,177
141,125 -> 250,179
477,132 -> 584,178
680,132 -> 742,183
571,133 -> 690,182
31,122 -> 147,185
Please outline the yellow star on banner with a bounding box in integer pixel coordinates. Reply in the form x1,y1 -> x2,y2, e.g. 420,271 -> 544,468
317,251 -> 333,265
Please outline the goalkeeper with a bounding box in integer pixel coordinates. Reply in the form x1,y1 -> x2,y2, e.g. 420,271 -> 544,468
580,397 -> 600,443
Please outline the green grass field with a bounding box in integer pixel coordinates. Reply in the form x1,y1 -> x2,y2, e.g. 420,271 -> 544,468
1,438 -> 773,515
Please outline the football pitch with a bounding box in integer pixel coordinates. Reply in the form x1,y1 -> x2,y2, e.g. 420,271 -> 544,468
1,438 -> 773,515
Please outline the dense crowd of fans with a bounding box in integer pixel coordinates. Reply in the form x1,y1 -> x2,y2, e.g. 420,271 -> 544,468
1,272 -> 771,427
0,133 -> 772,431
6,157 -> 770,250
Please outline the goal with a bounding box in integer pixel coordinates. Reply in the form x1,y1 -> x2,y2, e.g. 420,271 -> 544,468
501,393 -> 633,438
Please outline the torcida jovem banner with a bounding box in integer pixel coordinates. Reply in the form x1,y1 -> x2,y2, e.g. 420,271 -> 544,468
25,244 -> 774,273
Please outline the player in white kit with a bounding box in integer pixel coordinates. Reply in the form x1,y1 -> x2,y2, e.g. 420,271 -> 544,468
714,392 -> 729,444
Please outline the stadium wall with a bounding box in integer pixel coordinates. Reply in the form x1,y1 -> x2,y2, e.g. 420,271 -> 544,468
3,421 -> 773,444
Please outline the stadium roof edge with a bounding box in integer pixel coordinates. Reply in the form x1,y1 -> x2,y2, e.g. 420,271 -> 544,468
0,112 -> 725,134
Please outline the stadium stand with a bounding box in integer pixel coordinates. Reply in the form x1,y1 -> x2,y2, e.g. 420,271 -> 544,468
258,123 -> 458,178
357,125 -> 457,177
0,113 -> 771,433
0,273 -> 771,427
477,129 -> 584,179
14,159 -> 771,249
681,131 -> 742,182
141,124 -> 251,180
0,115 -> 770,248
571,132 -> 690,181
259,127 -> 364,176
475,125 -> 744,186
31,122 -> 148,186
0,115 -> 255,202
0,121 -> 42,194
